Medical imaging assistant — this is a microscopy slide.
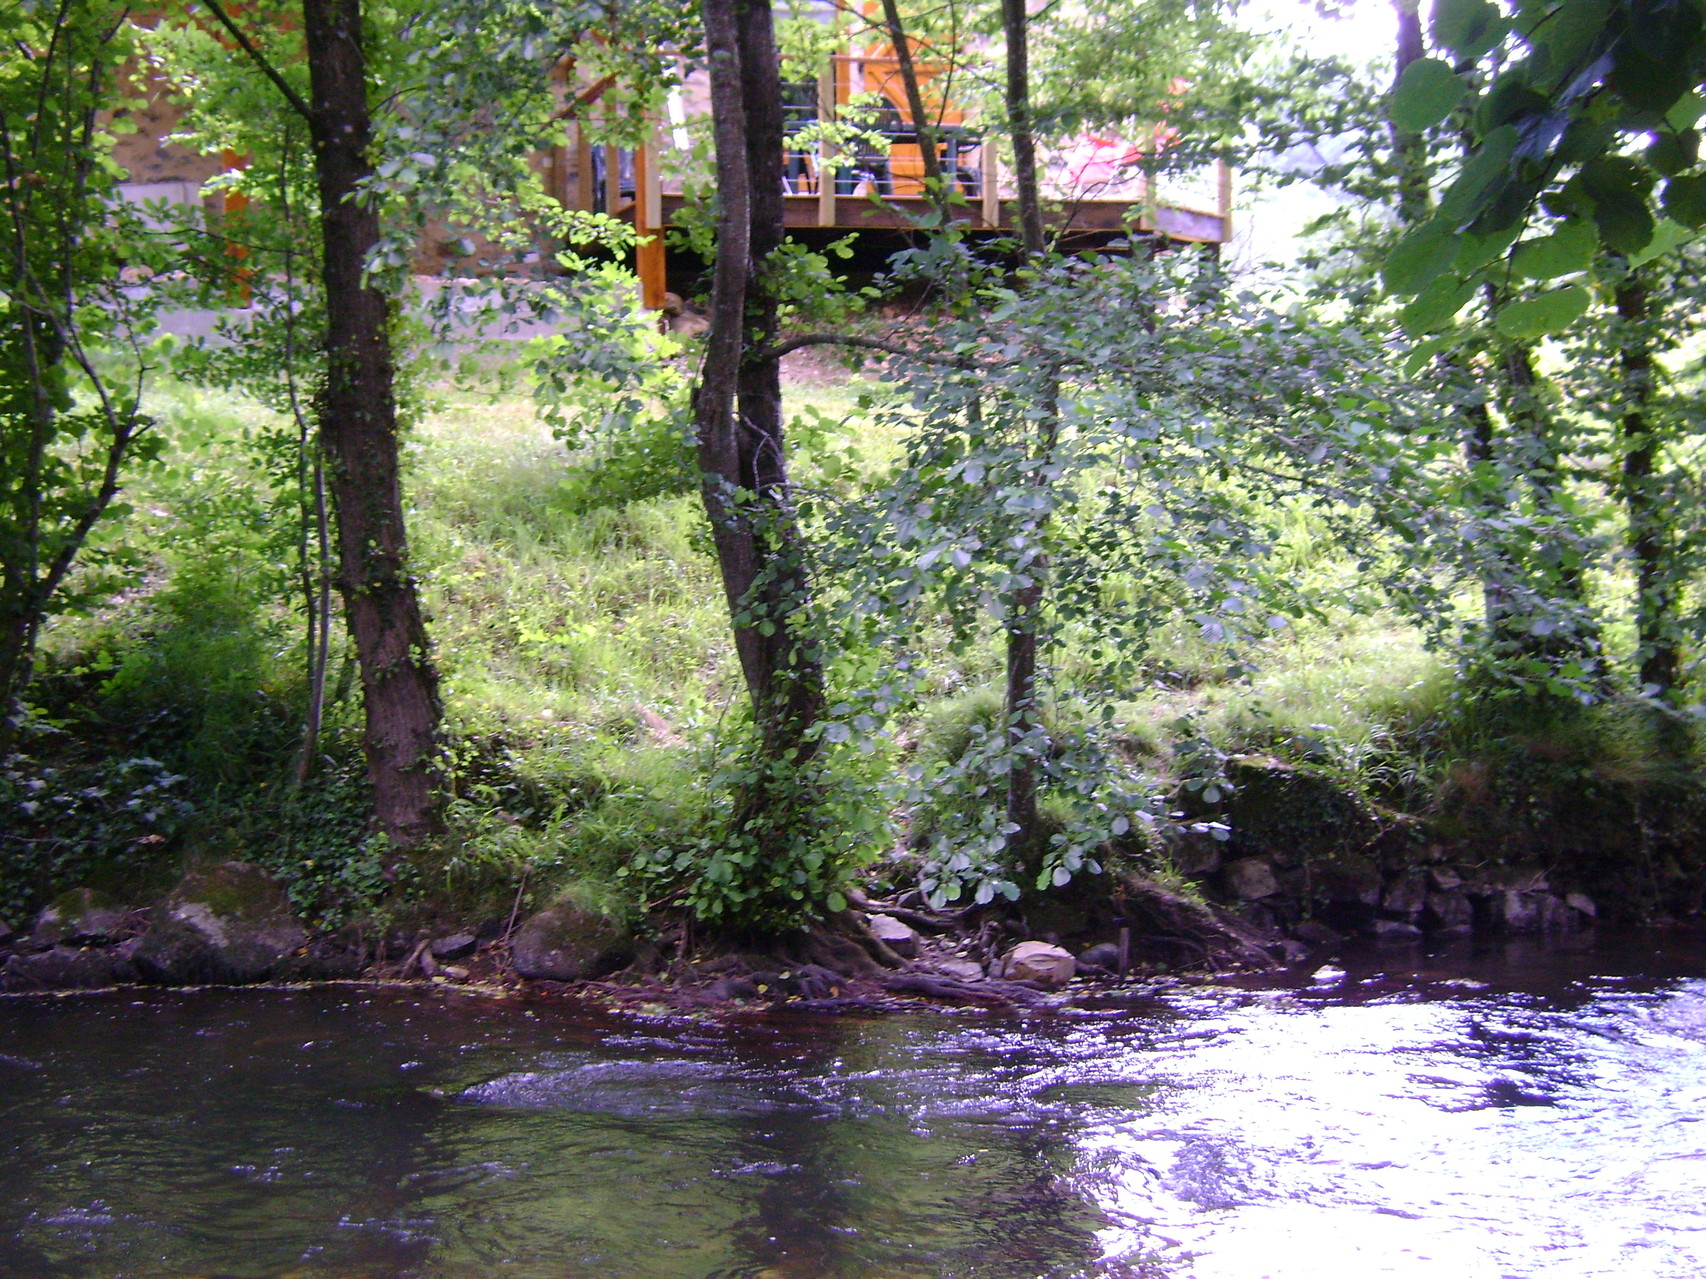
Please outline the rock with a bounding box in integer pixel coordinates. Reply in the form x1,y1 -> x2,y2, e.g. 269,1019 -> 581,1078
1423,889 -> 1473,932
1370,919 -> 1423,942
1428,866 -> 1464,892
1292,920 -> 1342,948
2,945 -> 133,991
508,898 -> 633,982
934,957 -> 985,983
1165,827 -> 1224,878
1499,889 -> 1542,933
284,926 -> 371,980
1224,857 -> 1279,900
703,975 -> 758,1001
867,914 -> 920,959
1077,942 -> 1122,972
0,918 -> 15,946
30,888 -> 131,948
1537,893 -> 1575,932
133,862 -> 308,985
430,932 -> 477,961
1000,941 -> 1076,987
1312,855 -> 1383,908
1565,892 -> 1598,919
1267,938 -> 1310,964
1382,871 -> 1427,919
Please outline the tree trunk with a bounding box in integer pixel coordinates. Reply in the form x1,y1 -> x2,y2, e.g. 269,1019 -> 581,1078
302,0 -> 442,850
1000,0 -> 1045,257
1613,264 -> 1679,697
696,0 -> 824,764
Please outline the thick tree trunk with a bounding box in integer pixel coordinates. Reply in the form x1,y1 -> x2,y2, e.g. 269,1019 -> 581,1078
1613,265 -> 1679,697
696,0 -> 824,764
302,0 -> 442,850
1000,0 -> 1045,257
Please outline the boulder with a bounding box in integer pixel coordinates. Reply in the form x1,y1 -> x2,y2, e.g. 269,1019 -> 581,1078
934,957 -> 985,983
1312,855 -> 1383,908
1382,871 -> 1427,919
1000,941 -> 1076,987
283,926 -> 373,980
430,932 -> 478,961
1224,857 -> 1279,901
133,862 -> 307,985
1077,942 -> 1122,972
1565,892 -> 1598,920
1292,919 -> 1342,948
1164,827 -> 1224,878
2,944 -> 133,991
30,888 -> 131,949
866,914 -> 920,959
1429,866 -> 1464,892
1422,889 -> 1473,932
508,898 -> 632,982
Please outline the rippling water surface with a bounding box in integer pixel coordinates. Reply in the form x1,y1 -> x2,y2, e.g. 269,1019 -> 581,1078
2,933 -> 1703,1278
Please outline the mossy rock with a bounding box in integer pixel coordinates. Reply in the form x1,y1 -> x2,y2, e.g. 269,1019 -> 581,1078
509,896 -> 634,982
133,862 -> 308,985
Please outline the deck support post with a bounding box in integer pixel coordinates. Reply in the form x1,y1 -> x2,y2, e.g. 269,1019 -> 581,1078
980,140 -> 998,228
635,118 -> 666,309
816,63 -> 837,227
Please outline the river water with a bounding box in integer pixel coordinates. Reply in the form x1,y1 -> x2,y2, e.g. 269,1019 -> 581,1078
2,932 -> 1703,1279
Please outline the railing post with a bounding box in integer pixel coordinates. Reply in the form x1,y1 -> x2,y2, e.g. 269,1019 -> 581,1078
574,120 -> 593,212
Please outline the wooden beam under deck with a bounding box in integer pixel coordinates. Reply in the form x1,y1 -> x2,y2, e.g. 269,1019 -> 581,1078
656,192 -> 1230,244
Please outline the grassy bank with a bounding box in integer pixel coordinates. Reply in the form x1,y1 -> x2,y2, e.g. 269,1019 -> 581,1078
5,360 -> 1700,935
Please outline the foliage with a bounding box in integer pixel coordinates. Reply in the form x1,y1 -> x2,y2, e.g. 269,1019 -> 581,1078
0,0 -> 178,749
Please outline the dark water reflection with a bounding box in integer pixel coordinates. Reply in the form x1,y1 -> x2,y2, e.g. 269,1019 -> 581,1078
1,931 -> 1703,1278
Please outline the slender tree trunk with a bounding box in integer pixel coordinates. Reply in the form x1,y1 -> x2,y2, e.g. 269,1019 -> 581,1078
1613,263 -> 1679,697
877,0 -> 948,222
996,0 -> 1052,852
1389,0 -> 1430,226
302,0 -> 442,850
1000,0 -> 1045,257
696,0 -> 824,766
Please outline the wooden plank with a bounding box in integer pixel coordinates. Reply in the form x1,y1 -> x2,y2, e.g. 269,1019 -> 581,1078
574,121 -> 593,212
604,142 -> 620,216
1217,158 -> 1233,242
635,127 -> 666,310
816,65 -> 836,228
980,141 -> 998,228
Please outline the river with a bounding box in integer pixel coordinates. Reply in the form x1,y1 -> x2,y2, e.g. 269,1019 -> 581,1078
1,931 -> 1702,1278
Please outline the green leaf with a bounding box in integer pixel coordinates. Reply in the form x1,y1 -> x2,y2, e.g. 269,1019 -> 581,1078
1511,219 -> 1596,278
1391,58 -> 1469,133
1592,188 -> 1656,254
825,890 -> 847,913
1647,130 -> 1700,176
1430,0 -> 1508,59
1630,218 -> 1698,266
1400,275 -> 1477,335
1402,333 -> 1455,375
1454,223 -> 1520,273
1382,220 -> 1453,294
1439,125 -> 1519,225
1493,285 -> 1590,340
1662,173 -> 1706,228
